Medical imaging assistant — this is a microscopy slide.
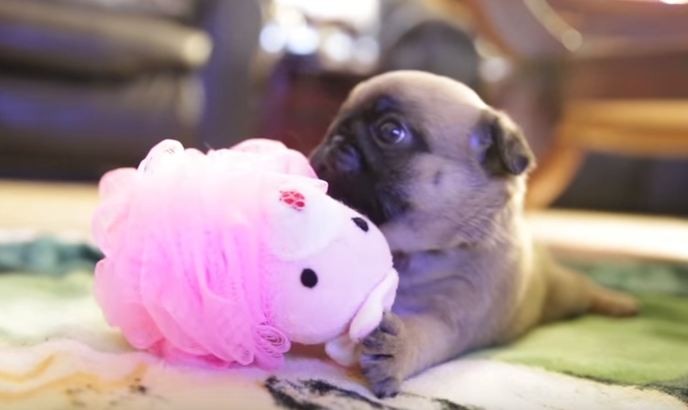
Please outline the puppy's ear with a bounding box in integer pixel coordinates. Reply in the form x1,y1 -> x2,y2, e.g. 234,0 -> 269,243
470,110 -> 535,176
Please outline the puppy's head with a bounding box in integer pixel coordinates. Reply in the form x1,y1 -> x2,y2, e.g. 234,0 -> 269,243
310,71 -> 534,251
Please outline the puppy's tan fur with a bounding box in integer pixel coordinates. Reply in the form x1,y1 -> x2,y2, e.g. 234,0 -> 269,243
311,71 -> 638,398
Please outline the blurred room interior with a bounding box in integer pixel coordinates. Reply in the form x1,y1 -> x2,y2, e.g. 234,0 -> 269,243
1,0 -> 687,219
1,2 -> 688,408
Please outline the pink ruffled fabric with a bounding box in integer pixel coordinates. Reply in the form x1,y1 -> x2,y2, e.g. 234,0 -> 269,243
92,139 -> 315,369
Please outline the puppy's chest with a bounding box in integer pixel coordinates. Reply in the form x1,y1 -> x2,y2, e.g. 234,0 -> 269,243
393,250 -> 480,291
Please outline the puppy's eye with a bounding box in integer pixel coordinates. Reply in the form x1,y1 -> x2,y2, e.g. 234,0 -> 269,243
375,120 -> 408,145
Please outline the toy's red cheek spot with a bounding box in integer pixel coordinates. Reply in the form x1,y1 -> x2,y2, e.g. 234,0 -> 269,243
280,190 -> 306,211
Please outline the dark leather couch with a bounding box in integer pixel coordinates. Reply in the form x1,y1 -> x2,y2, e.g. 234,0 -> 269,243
0,0 -> 261,179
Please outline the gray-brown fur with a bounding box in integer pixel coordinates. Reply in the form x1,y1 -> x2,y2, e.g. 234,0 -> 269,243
310,71 -> 638,398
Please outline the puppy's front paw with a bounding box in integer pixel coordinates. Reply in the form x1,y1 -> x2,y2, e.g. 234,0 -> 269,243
359,312 -> 408,398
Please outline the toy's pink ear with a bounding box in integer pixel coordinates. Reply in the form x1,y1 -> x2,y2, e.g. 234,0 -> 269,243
262,177 -> 339,260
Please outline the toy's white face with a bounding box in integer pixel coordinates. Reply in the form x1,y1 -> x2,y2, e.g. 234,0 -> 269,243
264,184 -> 395,345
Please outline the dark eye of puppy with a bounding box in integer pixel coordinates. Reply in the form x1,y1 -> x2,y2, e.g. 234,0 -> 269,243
300,268 -> 318,288
374,118 -> 408,145
352,216 -> 369,232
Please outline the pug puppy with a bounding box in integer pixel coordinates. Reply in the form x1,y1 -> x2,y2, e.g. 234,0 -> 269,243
310,71 -> 638,398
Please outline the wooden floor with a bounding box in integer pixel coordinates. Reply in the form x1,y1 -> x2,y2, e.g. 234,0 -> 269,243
527,210 -> 688,263
0,180 -> 98,239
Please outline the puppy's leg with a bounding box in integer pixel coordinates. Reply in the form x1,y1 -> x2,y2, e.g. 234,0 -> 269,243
360,268 -> 517,398
359,311 -> 467,398
542,264 -> 639,322
588,279 -> 639,317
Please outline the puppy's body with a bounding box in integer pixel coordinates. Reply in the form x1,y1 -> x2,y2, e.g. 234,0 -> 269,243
310,71 -> 637,398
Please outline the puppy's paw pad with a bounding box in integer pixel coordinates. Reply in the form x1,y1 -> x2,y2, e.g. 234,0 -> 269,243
359,313 -> 407,398
361,313 -> 405,354
371,377 -> 401,399
378,312 -> 404,336
360,354 -> 394,381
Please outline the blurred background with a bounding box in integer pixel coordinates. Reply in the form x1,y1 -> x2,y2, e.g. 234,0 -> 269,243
1,0 -> 687,215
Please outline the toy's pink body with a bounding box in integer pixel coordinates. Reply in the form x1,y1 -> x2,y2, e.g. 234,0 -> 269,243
92,139 -> 398,369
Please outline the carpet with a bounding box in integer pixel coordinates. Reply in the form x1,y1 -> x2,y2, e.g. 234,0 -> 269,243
0,237 -> 685,410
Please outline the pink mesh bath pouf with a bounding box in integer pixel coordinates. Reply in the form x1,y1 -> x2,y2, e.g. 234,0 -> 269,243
92,139 -> 398,369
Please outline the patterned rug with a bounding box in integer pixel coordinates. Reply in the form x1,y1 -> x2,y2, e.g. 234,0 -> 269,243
0,237 -> 686,410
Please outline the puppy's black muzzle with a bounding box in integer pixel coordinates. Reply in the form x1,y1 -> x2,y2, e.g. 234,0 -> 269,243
310,125 -> 404,226
312,135 -> 363,176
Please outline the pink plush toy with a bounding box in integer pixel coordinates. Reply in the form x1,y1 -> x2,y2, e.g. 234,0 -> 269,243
92,139 -> 398,370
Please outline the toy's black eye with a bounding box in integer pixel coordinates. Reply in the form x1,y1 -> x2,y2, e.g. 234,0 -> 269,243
300,268 -> 318,288
375,119 -> 408,145
352,216 -> 369,232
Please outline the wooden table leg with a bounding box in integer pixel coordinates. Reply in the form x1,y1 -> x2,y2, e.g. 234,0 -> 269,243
526,140 -> 584,209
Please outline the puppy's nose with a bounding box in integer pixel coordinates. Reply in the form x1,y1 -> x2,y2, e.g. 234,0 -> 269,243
324,135 -> 362,174
332,143 -> 362,173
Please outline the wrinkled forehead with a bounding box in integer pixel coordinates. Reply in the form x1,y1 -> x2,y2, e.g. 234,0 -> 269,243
340,73 -> 488,154
347,72 -> 486,109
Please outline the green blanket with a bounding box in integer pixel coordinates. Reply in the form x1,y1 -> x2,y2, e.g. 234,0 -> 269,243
0,236 -> 101,276
488,260 -> 688,402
